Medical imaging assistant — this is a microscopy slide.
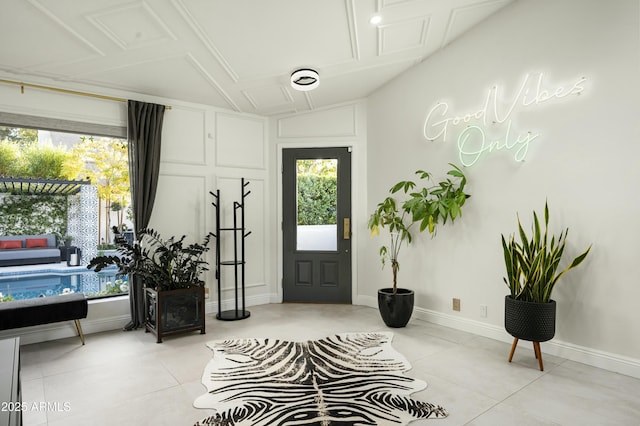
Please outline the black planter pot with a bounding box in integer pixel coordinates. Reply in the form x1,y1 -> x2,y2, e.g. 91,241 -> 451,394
504,295 -> 556,342
378,288 -> 414,328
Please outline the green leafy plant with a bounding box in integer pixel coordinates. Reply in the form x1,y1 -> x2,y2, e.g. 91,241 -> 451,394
502,202 -> 591,303
87,227 -> 212,291
297,174 -> 337,225
368,163 -> 470,293
0,194 -> 67,236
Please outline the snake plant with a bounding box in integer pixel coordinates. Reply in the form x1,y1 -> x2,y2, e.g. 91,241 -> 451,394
502,202 -> 591,303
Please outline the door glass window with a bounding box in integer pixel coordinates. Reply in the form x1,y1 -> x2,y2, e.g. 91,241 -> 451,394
296,159 -> 337,251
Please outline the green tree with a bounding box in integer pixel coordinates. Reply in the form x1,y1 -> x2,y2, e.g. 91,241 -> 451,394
0,140 -> 73,179
0,126 -> 37,147
69,137 -> 130,242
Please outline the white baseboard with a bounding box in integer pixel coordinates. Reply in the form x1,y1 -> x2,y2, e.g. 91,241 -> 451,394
354,295 -> 640,379
413,306 -> 640,380
0,314 -> 130,345
204,293 -> 274,314
6,294 -> 639,379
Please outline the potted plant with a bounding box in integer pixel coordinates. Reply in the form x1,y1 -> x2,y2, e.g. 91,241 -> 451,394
368,163 -> 470,327
501,201 -> 591,369
88,227 -> 212,342
62,235 -> 73,247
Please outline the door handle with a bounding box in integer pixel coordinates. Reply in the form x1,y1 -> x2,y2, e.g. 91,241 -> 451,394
343,218 -> 350,239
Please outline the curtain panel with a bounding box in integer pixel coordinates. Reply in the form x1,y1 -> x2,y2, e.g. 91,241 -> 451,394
125,100 -> 165,330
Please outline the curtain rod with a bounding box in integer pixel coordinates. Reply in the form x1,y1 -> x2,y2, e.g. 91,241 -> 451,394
0,78 -> 172,110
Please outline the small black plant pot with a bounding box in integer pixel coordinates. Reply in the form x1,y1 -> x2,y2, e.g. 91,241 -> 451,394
504,295 -> 556,342
378,288 -> 414,328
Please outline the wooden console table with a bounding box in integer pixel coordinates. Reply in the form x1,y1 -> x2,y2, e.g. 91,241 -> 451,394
0,337 -> 21,426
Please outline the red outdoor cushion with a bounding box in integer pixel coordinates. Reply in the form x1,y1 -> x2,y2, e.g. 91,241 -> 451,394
0,240 -> 23,249
25,238 -> 48,248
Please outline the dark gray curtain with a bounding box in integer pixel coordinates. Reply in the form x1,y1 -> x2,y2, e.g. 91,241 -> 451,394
125,100 -> 165,330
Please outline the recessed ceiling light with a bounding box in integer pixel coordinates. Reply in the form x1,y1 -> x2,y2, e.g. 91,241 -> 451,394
370,15 -> 382,25
290,69 -> 320,91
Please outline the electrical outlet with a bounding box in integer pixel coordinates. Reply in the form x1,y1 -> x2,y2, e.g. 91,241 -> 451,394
452,298 -> 461,311
480,304 -> 487,318
204,287 -> 210,299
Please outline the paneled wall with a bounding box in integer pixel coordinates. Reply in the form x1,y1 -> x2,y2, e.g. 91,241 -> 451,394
0,81 -> 270,340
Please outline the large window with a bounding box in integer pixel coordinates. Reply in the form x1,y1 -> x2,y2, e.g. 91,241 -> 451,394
0,114 -> 129,300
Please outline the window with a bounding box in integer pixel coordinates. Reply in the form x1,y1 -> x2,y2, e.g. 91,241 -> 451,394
0,113 -> 130,300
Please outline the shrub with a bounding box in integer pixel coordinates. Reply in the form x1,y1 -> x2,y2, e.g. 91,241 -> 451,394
297,174 -> 337,225
21,144 -> 71,179
0,141 -> 22,177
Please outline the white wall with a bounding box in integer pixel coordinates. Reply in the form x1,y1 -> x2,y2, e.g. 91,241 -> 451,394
0,76 -> 270,342
364,0 -> 640,376
2,0 -> 638,379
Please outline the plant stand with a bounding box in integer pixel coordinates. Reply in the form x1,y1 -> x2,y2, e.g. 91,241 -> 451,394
508,338 -> 545,371
504,296 -> 556,371
210,178 -> 251,321
144,287 -> 205,343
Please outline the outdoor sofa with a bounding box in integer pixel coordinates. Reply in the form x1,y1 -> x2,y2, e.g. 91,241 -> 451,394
0,234 -> 61,267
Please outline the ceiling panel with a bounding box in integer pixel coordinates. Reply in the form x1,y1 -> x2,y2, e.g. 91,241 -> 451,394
86,2 -> 177,50
0,0 -> 515,115
378,16 -> 430,56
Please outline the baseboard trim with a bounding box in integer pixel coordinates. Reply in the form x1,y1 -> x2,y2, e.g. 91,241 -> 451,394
411,306 -> 640,380
0,314 -> 130,345
205,293 -> 273,314
7,294 -> 638,379
353,295 -> 640,379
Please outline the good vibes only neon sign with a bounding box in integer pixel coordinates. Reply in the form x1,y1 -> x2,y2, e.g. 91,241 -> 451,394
422,73 -> 586,166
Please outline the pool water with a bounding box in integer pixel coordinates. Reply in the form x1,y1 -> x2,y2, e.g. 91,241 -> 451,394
0,268 -> 128,301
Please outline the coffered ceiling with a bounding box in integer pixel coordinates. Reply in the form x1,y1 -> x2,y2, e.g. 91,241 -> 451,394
0,0 -> 514,116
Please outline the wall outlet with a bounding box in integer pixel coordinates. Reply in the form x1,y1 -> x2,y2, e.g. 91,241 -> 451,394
452,298 -> 461,311
480,304 -> 487,318
204,287 -> 210,299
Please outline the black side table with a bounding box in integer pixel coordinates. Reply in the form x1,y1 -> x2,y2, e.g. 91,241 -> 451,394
66,247 -> 81,266
59,245 -> 71,261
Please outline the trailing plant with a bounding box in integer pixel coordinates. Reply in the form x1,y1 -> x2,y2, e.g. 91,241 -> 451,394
368,163 -> 470,293
88,227 -> 212,291
502,202 -> 591,303
0,194 -> 67,237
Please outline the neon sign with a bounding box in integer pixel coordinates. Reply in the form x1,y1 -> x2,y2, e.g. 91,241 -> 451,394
423,73 -> 586,166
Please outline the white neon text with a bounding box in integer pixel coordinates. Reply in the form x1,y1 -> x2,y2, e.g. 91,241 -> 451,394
423,73 -> 586,166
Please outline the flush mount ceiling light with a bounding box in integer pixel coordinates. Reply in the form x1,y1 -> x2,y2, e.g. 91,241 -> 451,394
290,68 -> 319,91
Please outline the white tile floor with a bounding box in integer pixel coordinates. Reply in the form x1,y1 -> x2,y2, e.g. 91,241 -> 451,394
18,303 -> 640,425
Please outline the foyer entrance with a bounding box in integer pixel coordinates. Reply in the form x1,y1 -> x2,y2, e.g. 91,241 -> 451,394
282,147 -> 352,303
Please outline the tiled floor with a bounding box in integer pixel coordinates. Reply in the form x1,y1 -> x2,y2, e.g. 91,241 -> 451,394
18,303 -> 640,425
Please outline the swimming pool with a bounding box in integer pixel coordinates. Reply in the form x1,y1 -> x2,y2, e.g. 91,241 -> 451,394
0,267 -> 128,301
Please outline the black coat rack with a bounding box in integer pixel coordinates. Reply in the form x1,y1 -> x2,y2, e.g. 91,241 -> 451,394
210,178 -> 251,321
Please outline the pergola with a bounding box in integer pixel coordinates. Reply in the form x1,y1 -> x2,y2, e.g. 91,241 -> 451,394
0,177 -> 91,195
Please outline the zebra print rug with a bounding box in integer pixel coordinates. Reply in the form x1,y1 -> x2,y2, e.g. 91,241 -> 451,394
194,332 -> 448,425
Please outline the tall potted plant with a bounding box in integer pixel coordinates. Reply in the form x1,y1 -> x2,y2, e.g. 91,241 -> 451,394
368,164 -> 470,327
88,227 -> 212,342
502,202 -> 591,369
